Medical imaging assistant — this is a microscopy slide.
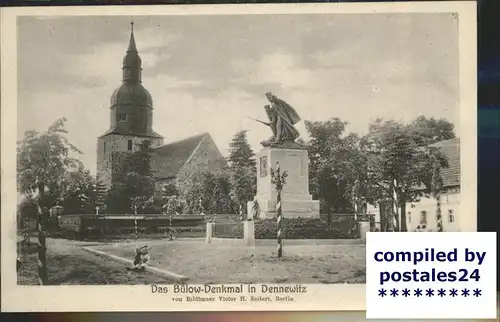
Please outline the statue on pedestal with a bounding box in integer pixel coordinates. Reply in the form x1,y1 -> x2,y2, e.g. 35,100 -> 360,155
249,199 -> 260,221
251,92 -> 303,149
247,92 -> 320,219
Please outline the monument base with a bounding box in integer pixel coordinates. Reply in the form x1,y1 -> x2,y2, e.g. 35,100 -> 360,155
247,146 -> 320,219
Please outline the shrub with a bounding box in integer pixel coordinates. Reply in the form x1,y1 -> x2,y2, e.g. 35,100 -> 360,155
216,217 -> 359,239
255,217 -> 358,239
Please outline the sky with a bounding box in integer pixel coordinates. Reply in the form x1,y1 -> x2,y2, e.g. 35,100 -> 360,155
17,13 -> 459,174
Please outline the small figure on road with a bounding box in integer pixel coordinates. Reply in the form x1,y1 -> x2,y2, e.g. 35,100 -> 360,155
131,245 -> 149,272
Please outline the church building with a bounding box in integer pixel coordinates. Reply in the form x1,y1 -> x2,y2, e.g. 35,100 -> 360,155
96,24 -> 226,196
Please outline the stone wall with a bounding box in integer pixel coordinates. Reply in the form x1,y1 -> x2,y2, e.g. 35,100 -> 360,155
96,134 -> 163,188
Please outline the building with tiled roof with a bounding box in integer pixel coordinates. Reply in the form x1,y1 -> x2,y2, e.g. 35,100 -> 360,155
428,137 -> 460,188
96,24 -> 226,199
406,137 -> 460,232
151,132 -> 227,189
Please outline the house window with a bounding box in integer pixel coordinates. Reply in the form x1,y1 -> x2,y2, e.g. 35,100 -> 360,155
103,142 -> 106,153
127,140 -> 133,151
407,212 -> 411,223
117,113 -> 127,122
420,211 -> 427,225
448,209 -> 455,223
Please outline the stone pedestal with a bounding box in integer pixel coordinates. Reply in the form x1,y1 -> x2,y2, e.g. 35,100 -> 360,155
205,222 -> 213,244
358,221 -> 370,241
243,220 -> 255,246
247,147 -> 319,219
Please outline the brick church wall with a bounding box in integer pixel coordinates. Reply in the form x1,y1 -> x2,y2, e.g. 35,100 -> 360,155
97,134 -> 163,188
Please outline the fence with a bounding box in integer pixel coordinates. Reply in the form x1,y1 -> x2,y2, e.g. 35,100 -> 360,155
212,221 -> 244,239
321,213 -> 375,233
206,217 -> 254,246
58,214 -> 206,239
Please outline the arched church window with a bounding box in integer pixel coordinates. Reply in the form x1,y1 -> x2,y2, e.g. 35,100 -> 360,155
128,140 -> 133,151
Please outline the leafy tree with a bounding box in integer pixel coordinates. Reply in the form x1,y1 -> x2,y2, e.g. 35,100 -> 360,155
106,184 -> 131,214
164,195 -> 182,216
18,197 -> 38,221
407,116 -> 455,146
59,167 -> 98,214
362,119 -> 448,231
17,118 -> 82,284
161,183 -> 178,197
304,118 -> 352,214
106,176 -> 155,214
17,118 -> 82,206
228,130 -> 256,168
329,133 -> 376,213
122,140 -> 154,176
17,197 -> 38,237
176,165 -> 234,214
228,130 -> 256,211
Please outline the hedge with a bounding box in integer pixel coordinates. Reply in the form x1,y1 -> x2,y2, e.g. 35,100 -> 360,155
228,217 -> 359,239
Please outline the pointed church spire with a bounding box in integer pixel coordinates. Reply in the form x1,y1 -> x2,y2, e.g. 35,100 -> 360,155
127,21 -> 137,53
122,21 -> 142,83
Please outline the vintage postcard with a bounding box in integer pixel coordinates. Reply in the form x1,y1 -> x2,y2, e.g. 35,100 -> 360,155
1,1 -> 477,312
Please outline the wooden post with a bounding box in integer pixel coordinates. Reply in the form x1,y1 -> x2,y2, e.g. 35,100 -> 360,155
199,198 -> 204,215
36,185 -> 48,285
392,180 -> 399,232
133,205 -> 138,239
276,184 -> 283,258
432,155 -> 443,232
272,162 -> 287,259
23,213 -> 30,244
169,214 -> 173,241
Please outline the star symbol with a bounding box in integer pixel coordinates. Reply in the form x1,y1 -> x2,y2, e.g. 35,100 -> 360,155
402,288 -> 410,297
378,288 -> 387,297
473,288 -> 482,297
437,288 -> 446,297
461,289 -> 470,297
414,288 -> 423,297
390,288 -> 398,297
449,288 -> 458,297
426,288 -> 434,297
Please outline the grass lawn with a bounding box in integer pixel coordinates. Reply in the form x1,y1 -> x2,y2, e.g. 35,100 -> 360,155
17,238 -> 172,285
92,239 -> 366,284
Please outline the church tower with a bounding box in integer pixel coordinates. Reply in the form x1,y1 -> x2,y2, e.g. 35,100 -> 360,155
97,23 -> 164,188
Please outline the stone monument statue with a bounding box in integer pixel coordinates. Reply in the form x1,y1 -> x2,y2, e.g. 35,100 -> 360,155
247,93 -> 319,219
249,199 -> 260,221
259,92 -> 302,147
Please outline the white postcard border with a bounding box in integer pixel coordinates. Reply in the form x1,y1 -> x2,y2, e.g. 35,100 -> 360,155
1,1 -> 477,312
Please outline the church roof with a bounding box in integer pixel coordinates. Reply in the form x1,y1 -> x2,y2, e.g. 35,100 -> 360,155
153,133 -> 210,179
429,137 -> 460,188
110,83 -> 153,108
